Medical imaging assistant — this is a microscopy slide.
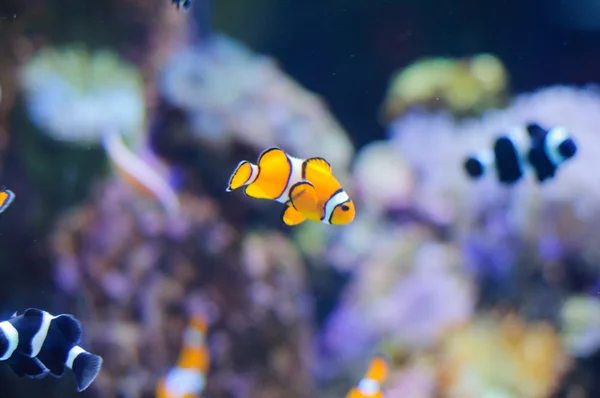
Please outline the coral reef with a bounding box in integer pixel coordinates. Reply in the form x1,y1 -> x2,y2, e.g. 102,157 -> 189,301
51,177 -> 315,397
158,34 -> 354,172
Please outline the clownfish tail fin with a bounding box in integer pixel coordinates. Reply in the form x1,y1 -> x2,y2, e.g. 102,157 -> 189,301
226,161 -> 258,192
67,347 -> 103,392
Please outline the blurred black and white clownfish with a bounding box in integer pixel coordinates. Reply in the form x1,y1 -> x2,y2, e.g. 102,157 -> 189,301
526,123 -> 577,182
0,308 -> 103,392
172,0 -> 191,11
226,147 -> 356,226
345,354 -> 389,398
464,123 -> 577,184
464,125 -> 531,184
0,187 -> 15,214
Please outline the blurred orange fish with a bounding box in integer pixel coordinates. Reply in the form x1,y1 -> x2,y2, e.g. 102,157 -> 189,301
346,355 -> 389,398
0,188 -> 15,214
102,130 -> 180,217
156,316 -> 210,398
226,147 -> 355,226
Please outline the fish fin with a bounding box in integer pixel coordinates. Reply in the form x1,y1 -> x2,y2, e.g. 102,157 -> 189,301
525,123 -> 546,139
364,354 -> 390,384
69,348 -> 103,392
288,181 -> 319,217
52,315 -> 82,346
0,189 -> 15,213
244,147 -> 292,200
36,348 -> 67,377
9,354 -> 49,379
302,157 -> 332,178
226,161 -> 255,192
281,203 -> 307,226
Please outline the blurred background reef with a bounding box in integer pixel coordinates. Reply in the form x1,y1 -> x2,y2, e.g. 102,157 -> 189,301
1,0 -> 600,397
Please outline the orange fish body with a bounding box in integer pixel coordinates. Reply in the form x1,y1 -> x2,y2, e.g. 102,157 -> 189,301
345,355 -> 389,398
226,147 -> 355,226
156,317 -> 210,398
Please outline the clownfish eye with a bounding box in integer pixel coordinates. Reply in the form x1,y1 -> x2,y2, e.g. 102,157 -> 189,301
341,205 -> 350,211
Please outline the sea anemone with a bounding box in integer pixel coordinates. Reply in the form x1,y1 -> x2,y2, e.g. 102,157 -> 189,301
437,314 -> 570,398
20,45 -> 145,146
380,54 -> 509,122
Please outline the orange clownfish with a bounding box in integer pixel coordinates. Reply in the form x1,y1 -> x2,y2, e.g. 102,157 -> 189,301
345,355 -> 389,398
0,188 -> 15,214
226,147 -> 355,226
156,316 -> 210,398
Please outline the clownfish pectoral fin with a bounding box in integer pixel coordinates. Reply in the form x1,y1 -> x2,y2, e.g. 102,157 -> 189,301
244,147 -> 292,200
0,189 -> 15,213
364,354 -> 390,384
288,181 -> 319,218
281,203 -> 307,226
302,157 -> 332,177
9,354 -> 49,379
226,161 -> 257,192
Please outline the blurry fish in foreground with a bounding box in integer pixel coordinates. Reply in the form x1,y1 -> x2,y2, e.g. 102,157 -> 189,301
345,354 -> 389,398
102,130 -> 180,217
156,316 -> 210,398
464,123 -> 577,184
172,0 -> 191,11
0,188 -> 15,213
0,308 -> 102,392
381,54 -> 509,123
226,147 -> 355,226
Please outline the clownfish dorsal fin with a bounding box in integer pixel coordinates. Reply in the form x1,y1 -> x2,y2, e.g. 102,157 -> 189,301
302,157 -> 332,178
525,123 -> 546,139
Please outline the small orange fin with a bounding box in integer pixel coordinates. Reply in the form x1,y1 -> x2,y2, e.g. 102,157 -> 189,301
244,147 -> 292,200
302,157 -> 332,179
227,161 -> 255,192
289,181 -> 319,217
0,189 -> 15,213
281,203 -> 307,226
364,354 -> 390,384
